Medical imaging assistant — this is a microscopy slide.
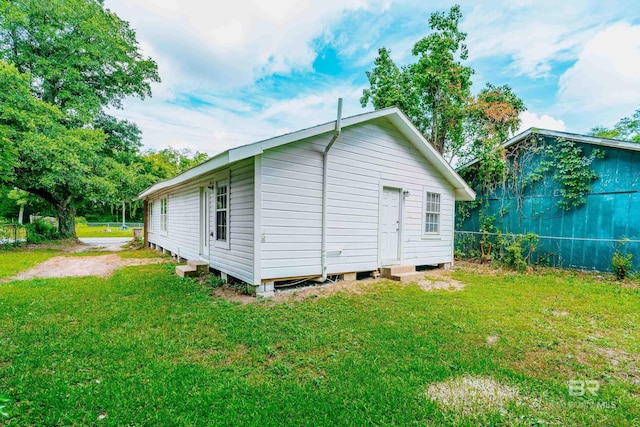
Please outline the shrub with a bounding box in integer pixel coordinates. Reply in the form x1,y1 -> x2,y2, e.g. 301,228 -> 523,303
495,232 -> 539,271
612,250 -> 633,280
25,218 -> 60,244
207,275 -> 225,288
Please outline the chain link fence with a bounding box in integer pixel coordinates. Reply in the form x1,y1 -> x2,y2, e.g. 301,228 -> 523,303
0,224 -> 27,245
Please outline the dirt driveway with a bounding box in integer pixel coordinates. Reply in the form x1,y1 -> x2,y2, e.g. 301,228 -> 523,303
12,242 -> 168,280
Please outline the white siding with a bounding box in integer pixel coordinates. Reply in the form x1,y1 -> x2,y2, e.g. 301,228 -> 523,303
146,178 -> 206,262
146,158 -> 255,284
209,158 -> 255,284
327,119 -> 455,271
259,135 -> 329,279
259,117 -> 455,280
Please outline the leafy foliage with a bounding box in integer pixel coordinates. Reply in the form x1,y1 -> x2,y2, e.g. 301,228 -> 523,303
534,138 -> 604,210
612,242 -> 633,280
142,147 -> 209,180
361,5 -> 525,162
0,0 -> 159,121
0,0 -> 160,236
590,107 -> 640,142
0,61 -> 115,235
25,217 -> 59,244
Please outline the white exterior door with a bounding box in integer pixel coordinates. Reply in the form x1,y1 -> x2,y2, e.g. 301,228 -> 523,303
381,187 -> 401,264
199,187 -> 209,258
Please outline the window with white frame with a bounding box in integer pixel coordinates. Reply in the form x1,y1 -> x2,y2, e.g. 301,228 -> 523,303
215,177 -> 229,248
148,201 -> 154,231
160,198 -> 168,232
424,191 -> 440,235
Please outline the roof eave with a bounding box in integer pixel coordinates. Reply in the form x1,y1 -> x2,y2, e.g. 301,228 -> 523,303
138,106 -> 476,202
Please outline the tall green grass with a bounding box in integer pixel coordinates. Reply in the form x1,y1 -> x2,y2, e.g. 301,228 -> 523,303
0,263 -> 638,425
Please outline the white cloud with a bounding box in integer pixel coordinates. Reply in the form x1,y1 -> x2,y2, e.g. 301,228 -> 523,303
114,84 -> 368,155
462,0 -> 635,78
104,0 -> 389,152
558,22 -> 640,113
107,0 -> 391,89
100,0 -> 640,153
518,111 -> 566,133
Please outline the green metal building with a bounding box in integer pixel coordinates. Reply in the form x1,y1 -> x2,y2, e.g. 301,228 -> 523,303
457,128 -> 639,272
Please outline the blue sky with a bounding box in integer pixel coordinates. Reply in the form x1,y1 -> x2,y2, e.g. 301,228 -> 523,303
105,0 -> 640,156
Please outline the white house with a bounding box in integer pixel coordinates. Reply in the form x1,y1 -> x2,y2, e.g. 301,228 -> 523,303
138,105 -> 475,296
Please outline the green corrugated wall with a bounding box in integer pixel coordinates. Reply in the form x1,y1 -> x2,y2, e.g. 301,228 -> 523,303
458,136 -> 640,272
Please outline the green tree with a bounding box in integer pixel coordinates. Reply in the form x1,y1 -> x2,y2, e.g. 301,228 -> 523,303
361,5 -> 525,163
0,61 -> 117,235
7,188 -> 29,224
142,147 -> 209,180
0,135 -> 15,181
0,0 -> 160,236
462,83 -> 526,166
590,107 -> 640,142
362,5 -> 473,156
0,0 -> 158,121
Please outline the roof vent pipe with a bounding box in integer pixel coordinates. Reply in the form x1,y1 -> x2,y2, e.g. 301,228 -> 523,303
320,98 -> 343,281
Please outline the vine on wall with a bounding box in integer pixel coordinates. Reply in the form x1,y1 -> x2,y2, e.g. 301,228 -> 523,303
455,133 -> 605,267
527,138 -> 604,210
460,133 -> 605,215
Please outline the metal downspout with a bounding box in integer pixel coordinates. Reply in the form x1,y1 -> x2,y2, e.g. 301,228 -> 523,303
321,98 -> 343,281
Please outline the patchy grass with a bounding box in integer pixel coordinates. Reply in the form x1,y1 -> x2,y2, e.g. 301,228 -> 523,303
0,249 -> 60,279
117,248 -> 171,259
75,224 -> 134,238
0,261 -> 638,425
64,251 -> 114,257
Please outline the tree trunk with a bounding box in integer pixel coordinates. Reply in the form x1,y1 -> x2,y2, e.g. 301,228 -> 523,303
18,205 -> 24,224
55,202 -> 76,238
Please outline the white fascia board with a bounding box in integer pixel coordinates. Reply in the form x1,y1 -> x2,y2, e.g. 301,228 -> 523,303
137,106 -> 477,201
138,108 -> 401,200
138,151 -> 230,199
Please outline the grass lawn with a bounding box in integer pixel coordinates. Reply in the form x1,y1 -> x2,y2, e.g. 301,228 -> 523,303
75,223 -> 135,238
0,249 -> 60,279
0,256 -> 638,425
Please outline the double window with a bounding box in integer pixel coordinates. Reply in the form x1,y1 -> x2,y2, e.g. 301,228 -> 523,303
160,198 -> 168,233
423,191 -> 440,235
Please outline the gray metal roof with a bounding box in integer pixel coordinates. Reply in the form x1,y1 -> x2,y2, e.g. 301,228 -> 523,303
461,128 -> 640,169
138,107 -> 476,201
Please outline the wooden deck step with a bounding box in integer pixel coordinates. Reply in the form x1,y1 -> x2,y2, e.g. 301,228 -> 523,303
387,271 -> 425,283
381,265 -> 416,278
187,260 -> 209,274
176,265 -> 199,278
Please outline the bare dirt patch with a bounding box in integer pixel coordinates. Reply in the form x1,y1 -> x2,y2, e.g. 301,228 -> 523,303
426,375 -> 521,415
211,278 -> 377,304
213,269 -> 467,304
416,268 -> 465,292
12,254 -> 168,280
486,335 -> 500,346
212,285 -> 256,305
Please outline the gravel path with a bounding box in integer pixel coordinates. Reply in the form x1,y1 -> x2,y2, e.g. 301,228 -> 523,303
11,253 -> 168,280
